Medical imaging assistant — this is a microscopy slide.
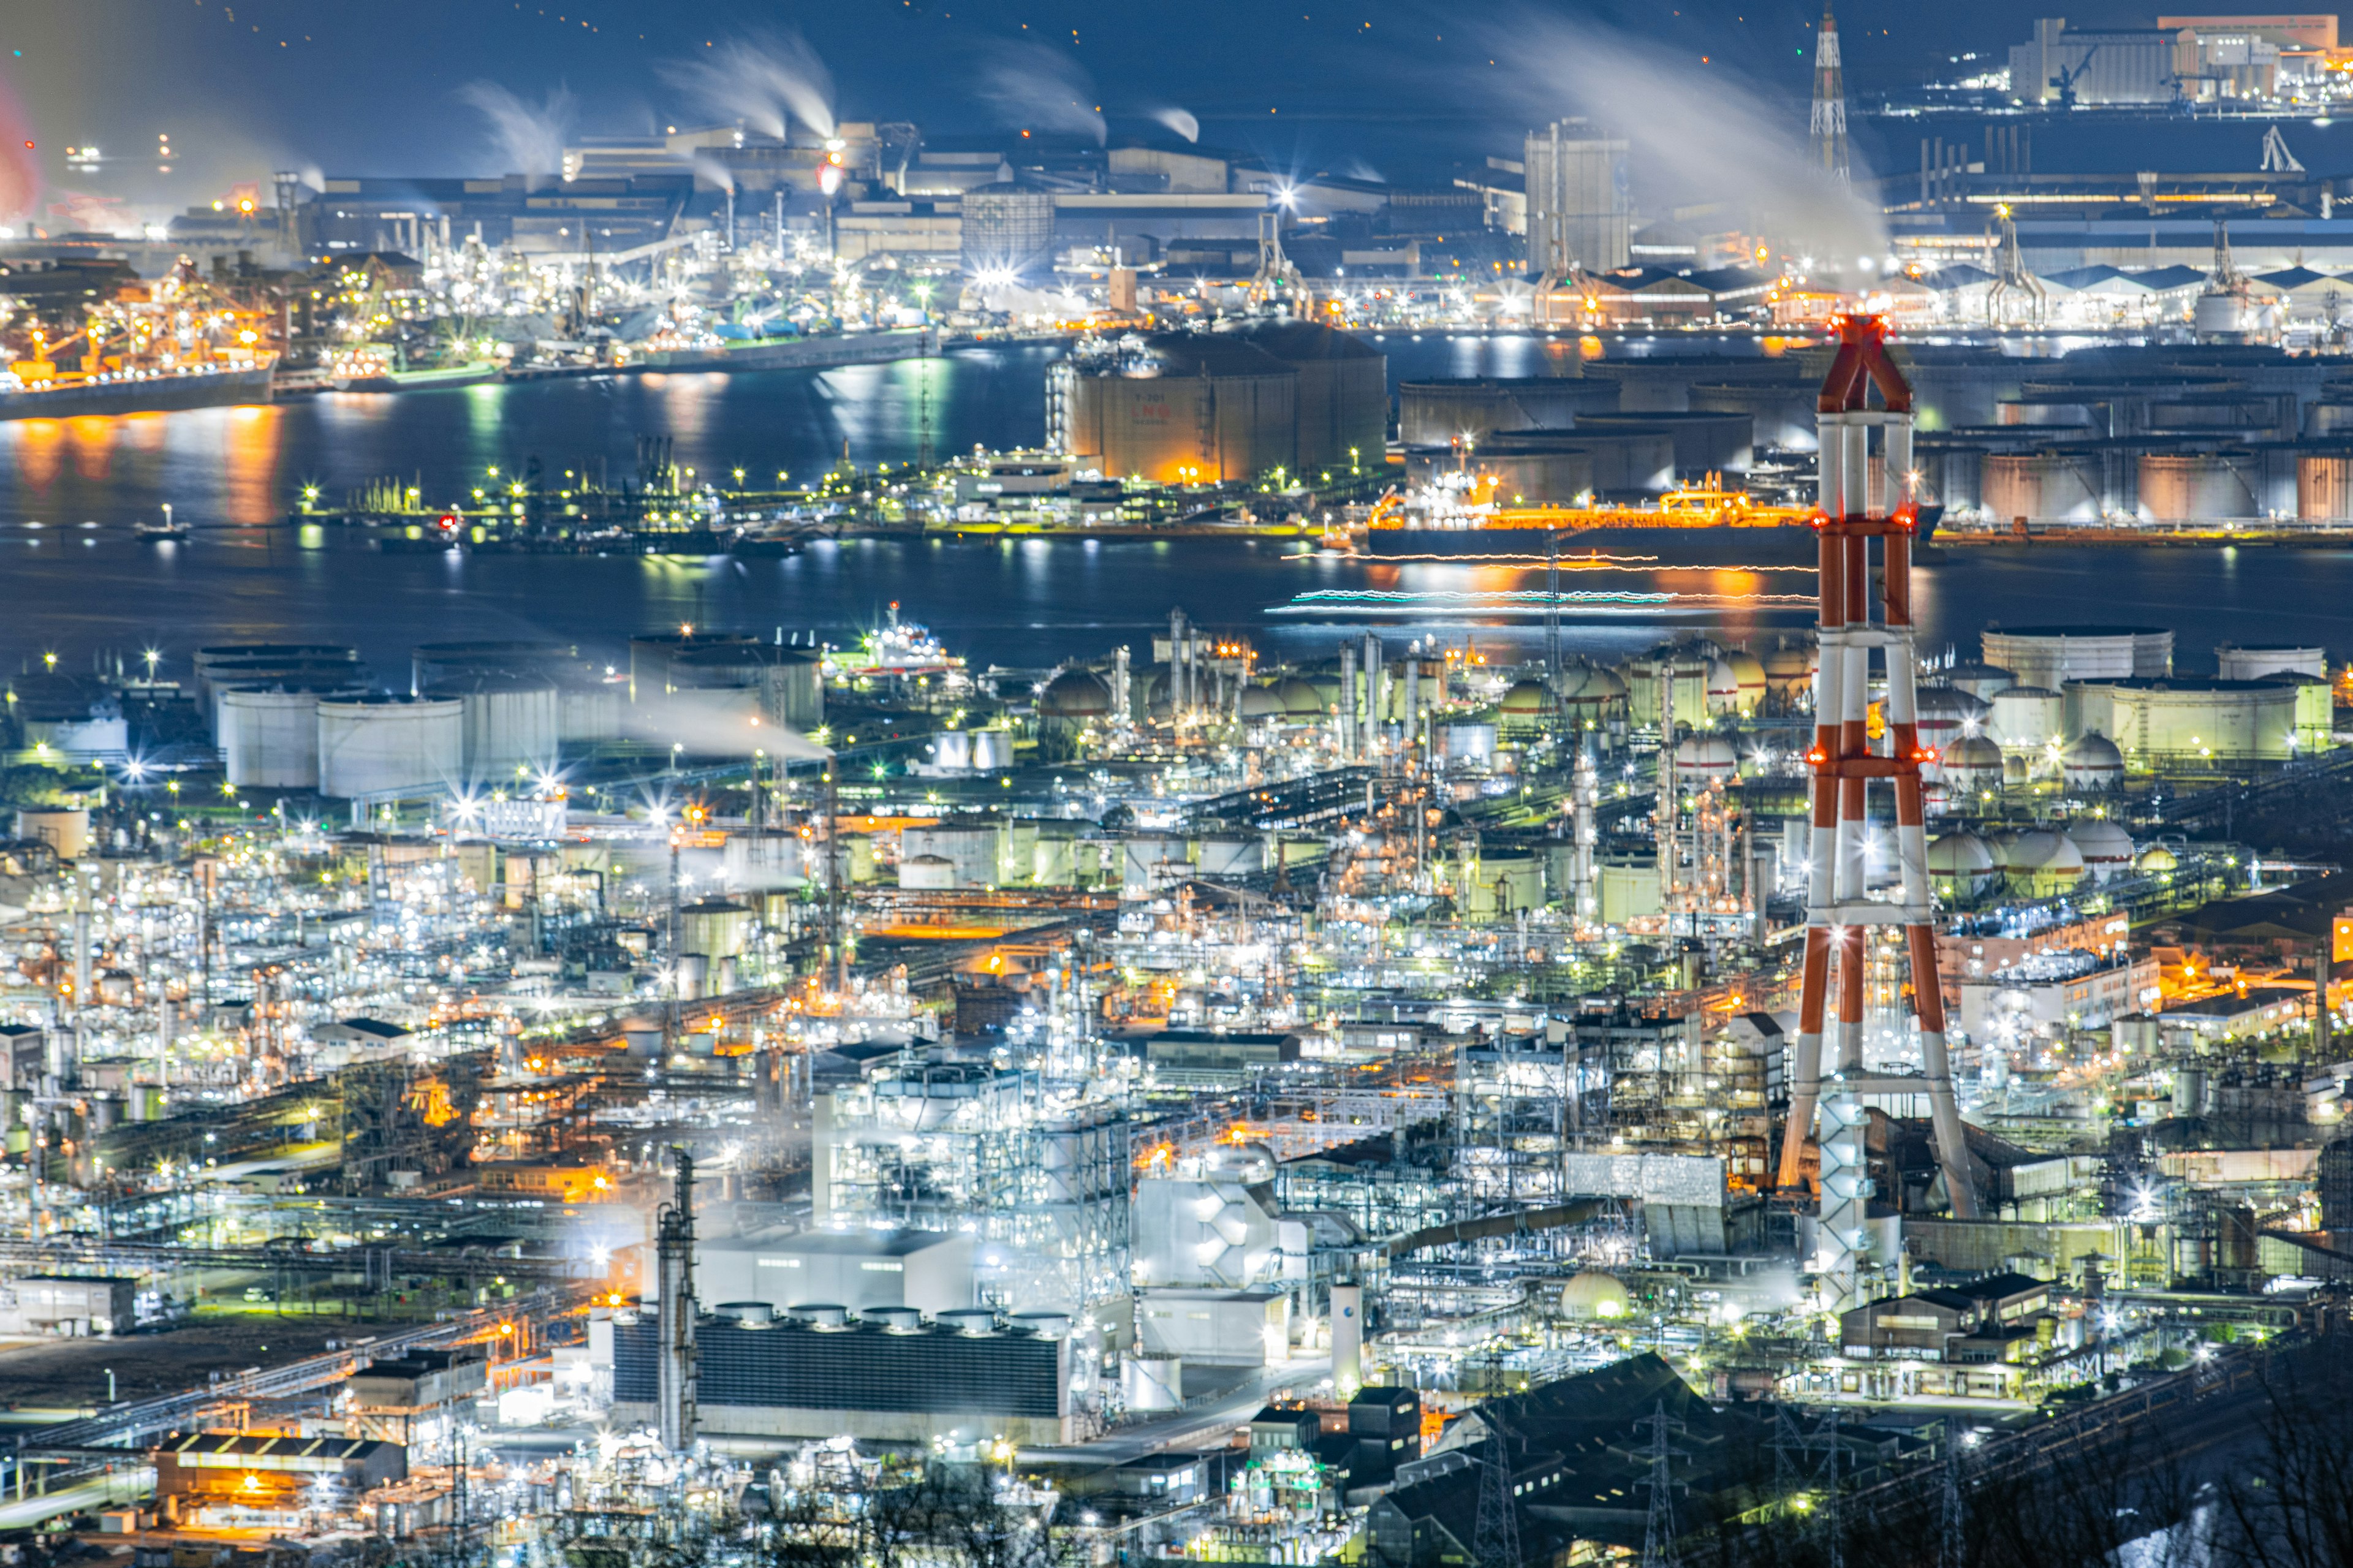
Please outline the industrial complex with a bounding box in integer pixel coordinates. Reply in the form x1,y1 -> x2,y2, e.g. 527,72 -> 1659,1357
6,6 -> 2353,1567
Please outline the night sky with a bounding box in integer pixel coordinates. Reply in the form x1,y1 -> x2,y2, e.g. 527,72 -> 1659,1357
0,1 -> 2207,221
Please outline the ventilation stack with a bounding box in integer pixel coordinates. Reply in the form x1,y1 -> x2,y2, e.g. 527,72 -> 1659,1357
1775,315 -> 1977,1312
656,1148 -> 699,1450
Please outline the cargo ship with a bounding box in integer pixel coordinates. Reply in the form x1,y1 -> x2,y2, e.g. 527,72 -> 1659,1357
0,362 -> 275,422
1363,475 -> 1939,556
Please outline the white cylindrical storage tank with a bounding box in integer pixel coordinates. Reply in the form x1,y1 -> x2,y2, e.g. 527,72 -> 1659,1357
557,684 -> 624,742
1704,658 -> 1743,716
316,696 -> 463,798
724,830 -> 807,890
219,687 -> 322,789
1195,834 -> 1266,876
2139,453 -> 2258,523
900,854 -> 956,890
1982,627 -> 2172,688
2069,819 -> 2134,884
1441,722 -> 1497,762
969,730 -> 1015,771
903,824 -> 1001,887
2216,645 -> 2326,682
428,673 -> 559,778
1945,662 -> 2016,703
1988,686 -> 2065,754
927,730 -> 974,771
1982,453 -> 2099,524
2061,733 -> 2125,793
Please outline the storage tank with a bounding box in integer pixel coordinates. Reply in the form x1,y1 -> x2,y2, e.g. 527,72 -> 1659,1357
219,687 -> 324,789
1039,669 -> 1113,720
1396,376 -> 1607,445
1195,835 -> 1265,876
903,823 -> 1004,887
557,682 -> 624,742
1441,722 -> 1498,762
1455,433 -> 1597,504
1673,734 -> 1737,786
1061,334 -> 1298,483
1999,830 -> 2085,896
1238,685 -> 1284,721
1982,627 -> 2173,687
960,185 -> 1055,277
969,730 -> 1014,770
900,854 -> 957,890
680,898 -> 751,961
2216,644 -> 2326,681
2139,453 -> 2259,523
2069,819 -> 2134,883
426,672 -> 559,778
1572,410 -> 1755,475
1761,642 -> 1814,706
724,830 -> 806,891
928,730 -> 973,771
1496,679 -> 1552,735
1942,733 -> 2006,794
1688,382 -> 1817,450
1927,831 -> 1999,903
1234,320 -> 1387,475
315,696 -> 463,798
1275,676 -> 1325,719
1988,686 -> 2065,754
1913,685 -> 1993,754
1721,650 -> 1767,715
1944,661 -> 2017,703
2061,733 -> 2126,792
2297,452 -> 2353,520
1982,453 -> 2099,524
192,643 -> 359,727
1552,661 -> 1628,722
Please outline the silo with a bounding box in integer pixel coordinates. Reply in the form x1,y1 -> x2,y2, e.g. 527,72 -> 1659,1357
2139,453 -> 2258,523
219,687 -> 326,789
1981,453 -> 2099,523
2298,452 -> 2353,519
316,695 -> 463,798
427,672 -> 559,778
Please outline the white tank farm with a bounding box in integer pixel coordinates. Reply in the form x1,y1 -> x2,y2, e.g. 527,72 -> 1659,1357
2061,733 -> 2126,792
2069,819 -> 2135,884
427,673 -> 559,779
2216,644 -> 2326,682
899,854 -> 957,890
218,688 -> 323,789
1988,687 -> 2065,754
2138,453 -> 2260,523
1981,626 -> 2173,690
316,695 -> 463,798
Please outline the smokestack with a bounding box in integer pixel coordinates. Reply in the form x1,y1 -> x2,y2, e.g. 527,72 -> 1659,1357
1811,2 -> 1849,182
656,1147 -> 699,1450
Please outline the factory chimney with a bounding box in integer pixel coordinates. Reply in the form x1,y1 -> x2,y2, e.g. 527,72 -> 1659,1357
1811,2 -> 1850,182
655,1147 -> 699,1450
1777,316 -> 1977,1313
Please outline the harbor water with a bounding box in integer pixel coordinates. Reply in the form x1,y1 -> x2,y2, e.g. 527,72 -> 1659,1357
0,336 -> 2346,677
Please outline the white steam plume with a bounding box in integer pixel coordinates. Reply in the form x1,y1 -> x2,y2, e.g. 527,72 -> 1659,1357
1475,10 -> 1886,265
1150,107 -> 1200,143
692,150 -> 737,194
976,44 -> 1106,145
457,81 -> 577,183
659,30 -> 838,142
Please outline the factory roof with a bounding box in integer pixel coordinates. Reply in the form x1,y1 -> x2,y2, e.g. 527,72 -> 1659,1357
716,1228 -> 961,1257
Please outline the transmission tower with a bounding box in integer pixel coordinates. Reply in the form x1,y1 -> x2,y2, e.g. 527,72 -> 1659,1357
1637,1401 -> 1685,1568
1472,1417 -> 1523,1568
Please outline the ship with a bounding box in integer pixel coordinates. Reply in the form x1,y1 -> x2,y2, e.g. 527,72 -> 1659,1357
0,363 -> 275,422
1363,473 -> 1939,556
822,603 -> 964,681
